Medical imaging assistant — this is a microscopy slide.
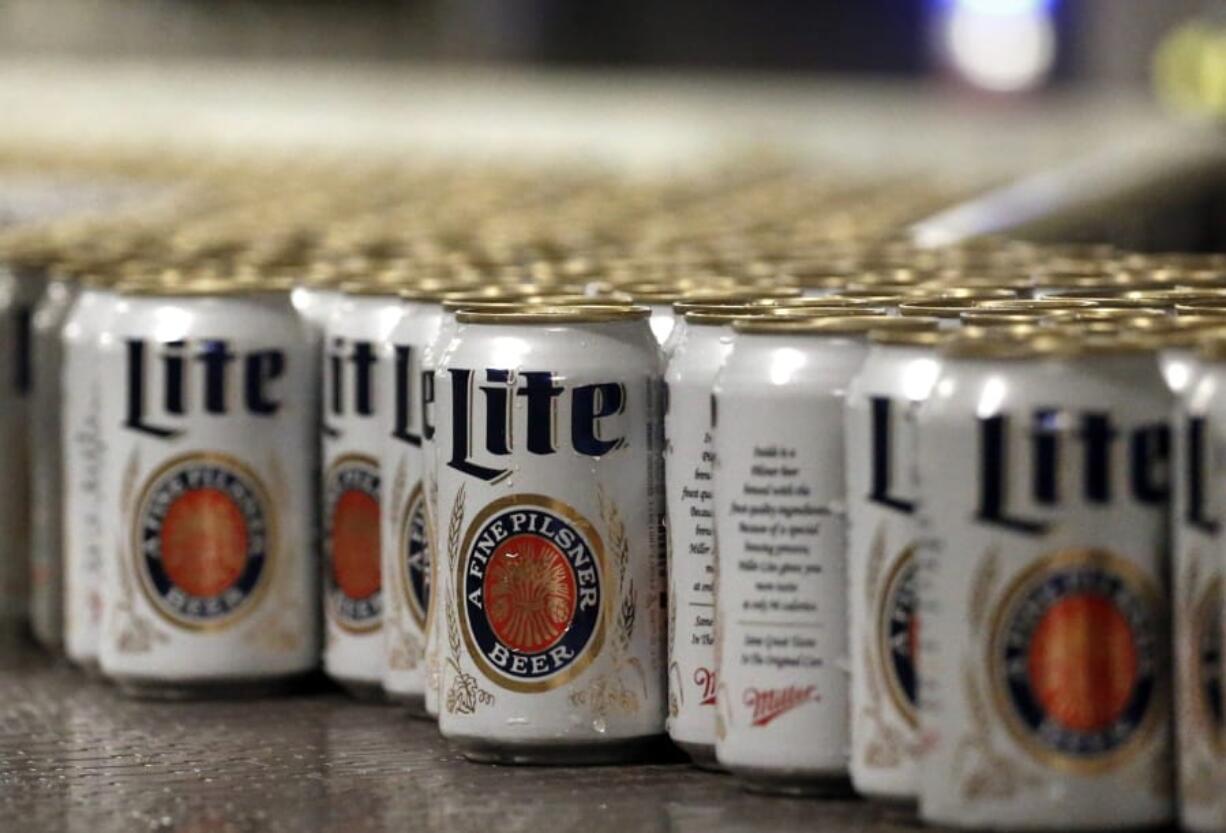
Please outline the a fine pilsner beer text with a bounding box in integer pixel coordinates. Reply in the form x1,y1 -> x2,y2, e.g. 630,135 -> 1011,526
434,306 -> 665,763
917,342 -> 1173,830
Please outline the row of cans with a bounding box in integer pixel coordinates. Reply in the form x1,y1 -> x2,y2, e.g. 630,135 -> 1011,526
5,172 -> 1226,830
19,257 -> 1226,829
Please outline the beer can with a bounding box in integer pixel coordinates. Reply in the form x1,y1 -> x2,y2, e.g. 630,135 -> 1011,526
1175,339 -> 1226,832
61,275 -> 121,669
28,268 -> 79,651
419,290 -> 621,717
843,323 -> 944,800
98,276 -> 319,696
418,292 -> 451,719
380,285 -> 453,712
916,330 -> 1173,829
0,252 -> 40,639
323,283 -> 405,699
711,315 -> 926,793
434,304 -> 666,763
663,306 -> 763,768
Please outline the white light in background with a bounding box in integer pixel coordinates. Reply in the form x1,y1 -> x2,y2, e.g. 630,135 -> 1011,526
941,0 -> 1056,93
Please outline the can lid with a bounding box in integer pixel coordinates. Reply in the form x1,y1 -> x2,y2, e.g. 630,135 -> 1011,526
340,279 -> 408,297
116,274 -> 290,297
942,325 -> 1071,359
959,310 -> 1050,326
455,304 -> 650,324
910,286 -> 1020,301
898,297 -> 985,318
978,298 -> 1098,312
672,292 -> 799,315
871,328 -> 950,347
732,315 -> 931,336
443,293 -> 619,312
1048,306 -> 1169,323
772,295 -> 899,309
682,304 -> 772,325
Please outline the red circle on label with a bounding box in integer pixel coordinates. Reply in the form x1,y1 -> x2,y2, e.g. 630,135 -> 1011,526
1027,594 -> 1138,732
160,488 -> 248,598
332,489 -> 381,600
482,533 -> 577,654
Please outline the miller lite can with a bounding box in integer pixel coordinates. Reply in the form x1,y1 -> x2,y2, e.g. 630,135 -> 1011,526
419,290 -> 614,717
381,285 -> 462,712
98,276 -> 320,696
323,283 -> 406,698
1176,339 -> 1226,832
843,323 -> 944,800
664,305 -> 764,767
711,315 -> 927,793
0,249 -> 42,638
417,290 -> 451,719
434,304 -> 666,763
916,330 -> 1173,829
61,274 -> 122,669
29,267 -> 79,651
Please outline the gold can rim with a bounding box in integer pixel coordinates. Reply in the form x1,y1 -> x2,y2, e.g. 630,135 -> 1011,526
732,315 -> 934,336
456,304 -> 650,324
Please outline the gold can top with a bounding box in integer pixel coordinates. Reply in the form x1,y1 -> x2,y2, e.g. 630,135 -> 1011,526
455,304 -> 650,325
732,315 -> 934,337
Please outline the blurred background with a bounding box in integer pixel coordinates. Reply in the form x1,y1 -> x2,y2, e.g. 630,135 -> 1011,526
0,0 -> 1205,89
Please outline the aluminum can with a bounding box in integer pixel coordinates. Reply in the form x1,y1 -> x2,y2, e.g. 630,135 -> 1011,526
1178,343 -> 1226,832
98,279 -> 319,696
421,292 -> 604,717
916,332 -> 1173,829
711,316 -> 897,793
28,271 -> 79,651
380,287 -> 445,712
843,325 -> 944,800
663,307 -> 759,767
434,305 -> 666,763
322,285 -> 405,698
419,295 -> 450,718
61,278 -> 121,669
0,259 -> 38,639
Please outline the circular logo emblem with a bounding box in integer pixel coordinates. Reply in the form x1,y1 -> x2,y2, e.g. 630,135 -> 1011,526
398,483 -> 431,629
989,548 -> 1164,774
877,545 -> 919,726
133,453 -> 273,630
459,494 -> 605,693
1193,580 -> 1224,747
324,454 -> 382,632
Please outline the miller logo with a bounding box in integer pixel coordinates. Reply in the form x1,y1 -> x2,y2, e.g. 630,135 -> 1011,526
447,368 -> 626,483
124,338 -> 285,440
398,483 -> 431,628
1193,582 -> 1224,746
989,549 -> 1164,773
459,494 -> 605,692
743,685 -> 817,727
325,454 -> 382,631
133,453 -> 273,629
877,545 -> 919,726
